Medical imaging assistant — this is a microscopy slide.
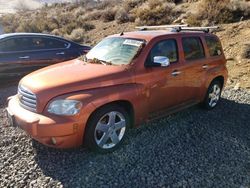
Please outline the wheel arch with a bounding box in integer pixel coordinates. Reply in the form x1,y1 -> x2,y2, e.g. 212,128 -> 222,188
82,100 -> 135,146
86,100 -> 135,129
201,75 -> 225,102
211,75 -> 225,88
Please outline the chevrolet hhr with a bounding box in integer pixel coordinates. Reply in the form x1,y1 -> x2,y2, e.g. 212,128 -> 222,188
7,26 -> 228,152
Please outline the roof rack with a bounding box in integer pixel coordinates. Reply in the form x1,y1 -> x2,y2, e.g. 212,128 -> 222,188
175,26 -> 219,33
135,24 -> 188,30
135,25 -> 219,33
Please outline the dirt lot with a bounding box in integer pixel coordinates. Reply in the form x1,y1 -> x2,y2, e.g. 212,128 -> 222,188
0,82 -> 250,187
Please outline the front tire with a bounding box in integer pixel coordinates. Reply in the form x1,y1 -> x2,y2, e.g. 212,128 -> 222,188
203,80 -> 222,110
84,105 -> 129,153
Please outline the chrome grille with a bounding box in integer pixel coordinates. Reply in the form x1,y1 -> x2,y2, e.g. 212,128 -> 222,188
18,85 -> 37,112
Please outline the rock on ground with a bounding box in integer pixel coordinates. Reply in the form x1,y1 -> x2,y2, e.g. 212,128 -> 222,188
0,84 -> 250,188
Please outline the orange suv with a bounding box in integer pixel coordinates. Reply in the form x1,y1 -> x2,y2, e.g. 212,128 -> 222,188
6,26 -> 228,152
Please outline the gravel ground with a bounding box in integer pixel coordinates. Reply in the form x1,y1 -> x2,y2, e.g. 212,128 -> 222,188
0,84 -> 250,188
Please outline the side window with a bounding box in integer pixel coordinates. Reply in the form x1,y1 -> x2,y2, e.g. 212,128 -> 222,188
29,37 -> 69,50
31,37 -> 47,50
182,37 -> 205,60
148,39 -> 178,65
0,38 -> 20,52
0,37 -> 33,52
205,36 -> 222,56
0,42 -> 3,52
43,38 -> 69,49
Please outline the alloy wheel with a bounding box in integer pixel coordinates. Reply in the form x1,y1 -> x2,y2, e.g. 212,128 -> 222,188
94,111 -> 126,149
208,84 -> 221,108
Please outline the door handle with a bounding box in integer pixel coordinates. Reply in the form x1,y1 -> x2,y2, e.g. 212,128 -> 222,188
19,56 -> 30,59
172,70 -> 181,76
56,52 -> 65,55
202,64 -> 209,69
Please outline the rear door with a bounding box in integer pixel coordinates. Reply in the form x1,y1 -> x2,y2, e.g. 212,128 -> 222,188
204,35 -> 224,71
26,36 -> 72,67
180,36 -> 207,101
0,37 -> 34,80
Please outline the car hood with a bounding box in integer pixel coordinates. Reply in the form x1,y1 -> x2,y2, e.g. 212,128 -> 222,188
20,59 -> 133,111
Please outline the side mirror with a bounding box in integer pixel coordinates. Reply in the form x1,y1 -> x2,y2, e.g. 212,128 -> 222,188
153,56 -> 170,67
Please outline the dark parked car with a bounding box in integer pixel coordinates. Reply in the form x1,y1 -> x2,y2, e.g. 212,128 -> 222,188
0,33 -> 91,81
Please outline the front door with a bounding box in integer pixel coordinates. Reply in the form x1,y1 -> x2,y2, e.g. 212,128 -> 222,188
144,39 -> 186,113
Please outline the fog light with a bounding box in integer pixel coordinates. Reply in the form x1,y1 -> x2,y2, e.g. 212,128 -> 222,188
51,137 -> 57,145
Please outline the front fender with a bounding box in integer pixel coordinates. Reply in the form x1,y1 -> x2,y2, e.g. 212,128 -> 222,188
84,84 -> 148,126
44,83 -> 149,141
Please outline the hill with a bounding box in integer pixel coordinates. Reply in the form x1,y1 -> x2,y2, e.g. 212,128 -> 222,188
0,0 -> 249,90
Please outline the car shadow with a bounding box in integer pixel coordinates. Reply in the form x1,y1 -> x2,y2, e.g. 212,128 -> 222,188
33,98 -> 250,187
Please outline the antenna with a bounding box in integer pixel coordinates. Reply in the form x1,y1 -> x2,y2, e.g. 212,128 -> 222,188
120,25 -> 127,36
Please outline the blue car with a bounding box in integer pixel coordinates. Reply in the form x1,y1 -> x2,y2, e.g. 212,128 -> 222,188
0,33 -> 91,81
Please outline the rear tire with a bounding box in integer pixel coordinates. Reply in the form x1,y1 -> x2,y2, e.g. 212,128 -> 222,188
84,104 -> 130,153
203,80 -> 222,110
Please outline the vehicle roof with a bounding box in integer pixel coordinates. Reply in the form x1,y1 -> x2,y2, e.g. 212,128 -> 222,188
111,30 -> 216,41
0,33 -> 82,45
0,32 -> 65,39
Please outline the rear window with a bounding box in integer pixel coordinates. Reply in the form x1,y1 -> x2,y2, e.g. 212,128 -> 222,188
205,36 -> 223,56
182,37 -> 205,61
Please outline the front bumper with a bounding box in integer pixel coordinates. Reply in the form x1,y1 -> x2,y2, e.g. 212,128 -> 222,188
6,95 -> 82,148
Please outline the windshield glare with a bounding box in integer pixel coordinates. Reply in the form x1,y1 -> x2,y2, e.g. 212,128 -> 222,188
86,37 -> 144,65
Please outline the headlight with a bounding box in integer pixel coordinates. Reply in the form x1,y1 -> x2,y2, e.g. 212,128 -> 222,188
48,100 -> 82,116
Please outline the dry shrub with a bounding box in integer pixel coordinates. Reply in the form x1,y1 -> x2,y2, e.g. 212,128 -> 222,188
134,0 -> 176,25
82,23 -> 95,31
74,7 -> 86,17
186,0 -> 250,26
101,8 -> 117,22
229,0 -> 250,20
56,13 -> 75,26
85,10 -> 103,20
95,0 -> 121,10
124,0 -> 145,11
115,8 -> 130,23
242,44 -> 250,59
51,29 -> 64,36
67,28 -> 85,42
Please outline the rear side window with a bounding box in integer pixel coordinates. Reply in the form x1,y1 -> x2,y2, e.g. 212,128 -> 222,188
43,38 -> 69,49
205,36 -> 222,56
182,37 -> 205,60
31,38 -> 46,50
148,39 -> 178,64
31,37 -> 68,50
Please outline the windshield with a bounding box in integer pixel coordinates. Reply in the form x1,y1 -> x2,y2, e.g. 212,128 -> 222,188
86,37 -> 144,65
